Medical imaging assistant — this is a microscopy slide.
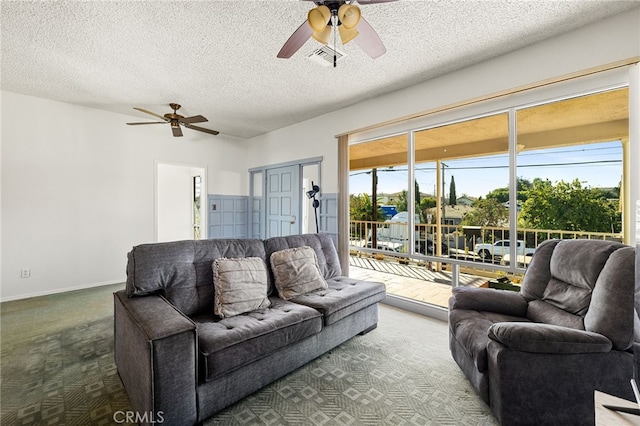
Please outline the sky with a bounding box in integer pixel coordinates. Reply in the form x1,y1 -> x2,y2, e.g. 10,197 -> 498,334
349,140 -> 622,199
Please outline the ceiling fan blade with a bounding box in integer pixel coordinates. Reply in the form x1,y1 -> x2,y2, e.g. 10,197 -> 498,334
181,115 -> 208,124
354,16 -> 386,59
172,124 -> 183,137
184,123 -> 220,136
277,19 -> 314,58
126,121 -> 166,125
133,107 -> 169,121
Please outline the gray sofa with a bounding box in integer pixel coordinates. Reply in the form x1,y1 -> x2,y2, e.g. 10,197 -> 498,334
114,233 -> 386,425
449,239 -> 636,425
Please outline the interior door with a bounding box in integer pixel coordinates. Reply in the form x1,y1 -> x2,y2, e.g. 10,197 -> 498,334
266,165 -> 300,238
156,163 -> 206,242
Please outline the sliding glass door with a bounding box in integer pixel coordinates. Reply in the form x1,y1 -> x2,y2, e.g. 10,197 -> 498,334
347,84 -> 630,310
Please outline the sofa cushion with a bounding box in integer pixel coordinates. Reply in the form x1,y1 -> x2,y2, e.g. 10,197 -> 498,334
264,233 -> 342,280
287,276 -> 386,325
126,239 -> 268,315
212,257 -> 271,318
191,297 -> 323,382
270,246 -> 328,300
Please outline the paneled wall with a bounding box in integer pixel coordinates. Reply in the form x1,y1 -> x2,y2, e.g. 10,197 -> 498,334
208,193 -> 337,241
319,193 -> 338,245
207,195 -> 249,239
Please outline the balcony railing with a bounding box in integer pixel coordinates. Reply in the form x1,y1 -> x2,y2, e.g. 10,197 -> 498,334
349,219 -> 622,267
349,219 -> 623,310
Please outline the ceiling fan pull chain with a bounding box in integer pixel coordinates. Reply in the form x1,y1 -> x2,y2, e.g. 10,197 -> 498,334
333,12 -> 337,68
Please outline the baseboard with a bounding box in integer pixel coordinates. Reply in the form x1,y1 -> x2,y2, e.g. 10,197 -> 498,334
0,279 -> 125,302
382,294 -> 449,322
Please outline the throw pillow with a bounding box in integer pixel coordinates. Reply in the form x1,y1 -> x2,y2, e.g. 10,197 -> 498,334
270,246 -> 328,300
212,257 -> 271,318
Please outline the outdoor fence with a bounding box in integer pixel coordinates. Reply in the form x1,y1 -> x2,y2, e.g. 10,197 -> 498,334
349,219 -> 623,268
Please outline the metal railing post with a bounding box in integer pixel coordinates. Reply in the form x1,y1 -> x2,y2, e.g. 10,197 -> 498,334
452,263 -> 460,287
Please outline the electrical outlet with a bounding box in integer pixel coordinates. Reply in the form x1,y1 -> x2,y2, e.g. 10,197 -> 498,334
20,269 -> 30,278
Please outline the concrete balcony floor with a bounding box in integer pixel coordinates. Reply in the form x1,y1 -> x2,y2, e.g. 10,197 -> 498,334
348,255 -> 487,308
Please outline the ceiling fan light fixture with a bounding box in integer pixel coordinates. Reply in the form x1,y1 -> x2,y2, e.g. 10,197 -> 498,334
338,4 -> 361,29
308,5 -> 331,32
339,25 -> 359,44
278,0 -> 389,60
312,25 -> 332,44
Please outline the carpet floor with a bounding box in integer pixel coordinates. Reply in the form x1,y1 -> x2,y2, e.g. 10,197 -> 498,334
1,283 -> 497,425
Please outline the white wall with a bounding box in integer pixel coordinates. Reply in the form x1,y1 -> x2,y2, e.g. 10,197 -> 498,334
1,92 -> 249,300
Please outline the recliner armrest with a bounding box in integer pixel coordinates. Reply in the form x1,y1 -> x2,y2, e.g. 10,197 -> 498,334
449,286 -> 528,317
488,322 -> 612,354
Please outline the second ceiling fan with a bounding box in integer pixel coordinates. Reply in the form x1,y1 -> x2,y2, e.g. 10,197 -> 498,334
126,103 -> 219,137
277,0 -> 397,62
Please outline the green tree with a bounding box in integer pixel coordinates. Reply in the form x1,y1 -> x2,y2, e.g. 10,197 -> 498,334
395,190 -> 409,213
449,176 -> 457,205
519,179 -> 620,232
391,181 -> 440,223
486,177 -> 532,204
461,198 -> 508,227
418,197 -> 437,223
350,193 -> 384,221
486,187 -> 509,204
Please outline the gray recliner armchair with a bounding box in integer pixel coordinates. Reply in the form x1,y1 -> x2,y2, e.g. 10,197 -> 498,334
449,239 -> 636,425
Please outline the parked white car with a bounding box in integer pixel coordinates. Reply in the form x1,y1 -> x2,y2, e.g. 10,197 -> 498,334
501,252 -> 535,267
474,240 -> 535,261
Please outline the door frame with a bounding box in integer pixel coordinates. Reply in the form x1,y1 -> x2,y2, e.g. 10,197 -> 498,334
155,160 -> 208,242
249,156 -> 322,239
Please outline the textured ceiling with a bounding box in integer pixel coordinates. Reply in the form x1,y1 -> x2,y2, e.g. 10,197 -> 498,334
1,0 -> 638,139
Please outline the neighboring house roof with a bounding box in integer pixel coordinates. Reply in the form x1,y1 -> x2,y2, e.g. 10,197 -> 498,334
456,196 -> 476,206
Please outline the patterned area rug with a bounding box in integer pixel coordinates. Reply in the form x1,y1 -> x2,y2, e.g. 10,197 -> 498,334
209,305 -> 496,426
1,298 -> 496,425
1,317 -> 131,425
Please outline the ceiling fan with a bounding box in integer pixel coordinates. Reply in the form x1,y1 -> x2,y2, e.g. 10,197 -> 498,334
126,103 -> 219,137
277,0 -> 397,62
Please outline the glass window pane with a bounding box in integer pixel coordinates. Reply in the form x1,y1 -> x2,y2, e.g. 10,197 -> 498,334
349,134 -> 409,254
515,88 -> 627,268
414,113 -> 509,265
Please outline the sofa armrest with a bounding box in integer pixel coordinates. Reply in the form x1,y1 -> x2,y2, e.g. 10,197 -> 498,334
449,286 -> 528,317
488,322 -> 613,354
114,290 -> 198,426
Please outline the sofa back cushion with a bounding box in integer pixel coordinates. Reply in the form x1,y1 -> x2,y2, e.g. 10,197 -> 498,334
521,239 -> 634,350
126,239 -> 268,315
264,233 -> 342,281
